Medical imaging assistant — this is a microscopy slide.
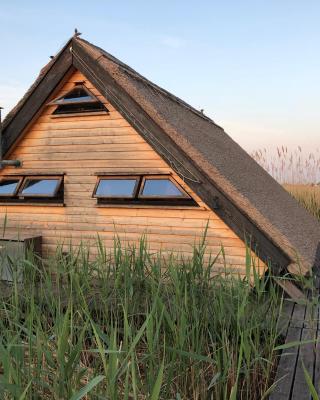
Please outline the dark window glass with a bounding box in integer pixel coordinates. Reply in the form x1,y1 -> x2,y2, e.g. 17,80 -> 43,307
0,180 -> 20,196
53,102 -> 106,115
141,178 -> 186,197
96,179 -> 137,197
20,179 -> 61,197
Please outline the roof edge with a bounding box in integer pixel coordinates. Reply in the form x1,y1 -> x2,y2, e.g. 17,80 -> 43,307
76,37 -> 224,130
2,37 -> 74,131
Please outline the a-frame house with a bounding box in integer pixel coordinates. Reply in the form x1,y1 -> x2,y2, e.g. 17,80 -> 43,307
1,35 -> 319,291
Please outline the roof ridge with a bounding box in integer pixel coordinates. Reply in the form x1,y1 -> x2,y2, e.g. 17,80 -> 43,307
76,37 -> 223,130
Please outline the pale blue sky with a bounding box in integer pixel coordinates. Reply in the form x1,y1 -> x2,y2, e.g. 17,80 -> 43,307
1,1 -> 319,153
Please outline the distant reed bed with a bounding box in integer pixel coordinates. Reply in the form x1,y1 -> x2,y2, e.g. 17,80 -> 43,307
251,147 -> 320,219
251,147 -> 320,184
284,184 -> 320,220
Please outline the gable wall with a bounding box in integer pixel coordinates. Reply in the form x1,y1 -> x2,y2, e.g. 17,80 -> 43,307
1,71 -> 267,277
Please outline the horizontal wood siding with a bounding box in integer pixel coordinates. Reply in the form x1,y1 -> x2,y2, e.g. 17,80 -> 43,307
1,71 -> 267,277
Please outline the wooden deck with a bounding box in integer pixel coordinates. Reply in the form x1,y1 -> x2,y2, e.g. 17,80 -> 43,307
270,294 -> 320,399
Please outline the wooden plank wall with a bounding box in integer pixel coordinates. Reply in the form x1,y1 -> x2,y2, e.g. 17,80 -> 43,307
0,70 -> 267,277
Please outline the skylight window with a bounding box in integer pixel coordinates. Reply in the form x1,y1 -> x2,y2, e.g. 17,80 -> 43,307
19,177 -> 62,198
0,178 -> 21,196
49,85 -> 108,115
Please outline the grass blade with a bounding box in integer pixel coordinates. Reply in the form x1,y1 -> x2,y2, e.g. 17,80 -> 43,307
302,361 -> 319,400
69,375 -> 105,400
150,358 -> 164,400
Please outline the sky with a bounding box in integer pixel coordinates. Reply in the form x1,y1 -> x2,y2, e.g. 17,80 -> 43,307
0,0 -> 320,154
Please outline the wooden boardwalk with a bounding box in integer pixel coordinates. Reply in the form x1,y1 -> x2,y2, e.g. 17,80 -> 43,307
270,296 -> 320,399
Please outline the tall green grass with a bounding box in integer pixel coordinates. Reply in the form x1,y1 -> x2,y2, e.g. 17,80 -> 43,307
251,146 -> 320,219
0,237 -> 283,399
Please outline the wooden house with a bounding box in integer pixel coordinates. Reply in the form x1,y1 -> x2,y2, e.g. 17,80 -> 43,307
1,35 -> 319,294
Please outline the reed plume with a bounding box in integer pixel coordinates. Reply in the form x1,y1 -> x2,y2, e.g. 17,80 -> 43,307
251,146 -> 320,184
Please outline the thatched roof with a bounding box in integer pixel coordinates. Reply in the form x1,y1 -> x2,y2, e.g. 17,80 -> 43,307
3,35 -> 320,275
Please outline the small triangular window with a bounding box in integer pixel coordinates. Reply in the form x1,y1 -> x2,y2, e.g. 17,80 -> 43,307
49,85 -> 108,115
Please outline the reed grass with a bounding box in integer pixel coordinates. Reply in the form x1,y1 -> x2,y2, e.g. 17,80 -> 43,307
251,147 -> 320,184
0,146 -> 318,397
251,146 -> 320,220
0,237 -> 283,399
283,184 -> 320,221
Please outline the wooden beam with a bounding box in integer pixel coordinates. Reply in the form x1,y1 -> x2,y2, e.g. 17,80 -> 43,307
275,278 -> 306,301
287,262 -> 309,276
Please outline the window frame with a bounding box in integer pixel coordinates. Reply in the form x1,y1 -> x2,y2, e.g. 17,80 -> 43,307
93,174 -> 197,207
17,176 -> 64,198
138,175 -> 190,200
0,177 -> 23,197
52,102 -> 108,116
0,175 -> 65,205
93,176 -> 141,199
